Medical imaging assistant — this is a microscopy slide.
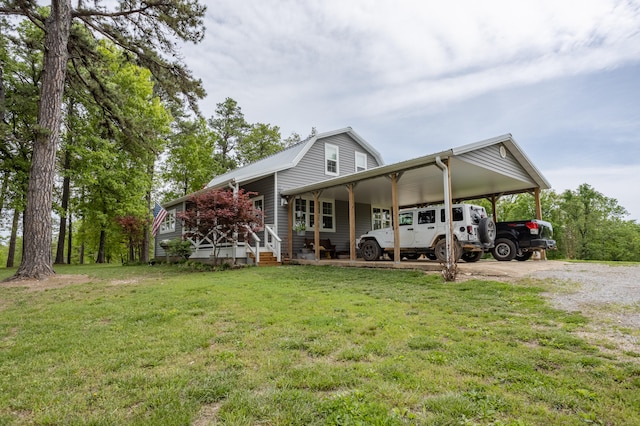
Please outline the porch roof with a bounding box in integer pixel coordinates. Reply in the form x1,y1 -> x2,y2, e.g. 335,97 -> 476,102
280,134 -> 550,207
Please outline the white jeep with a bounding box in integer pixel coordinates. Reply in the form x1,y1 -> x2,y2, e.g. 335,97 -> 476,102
358,204 -> 495,262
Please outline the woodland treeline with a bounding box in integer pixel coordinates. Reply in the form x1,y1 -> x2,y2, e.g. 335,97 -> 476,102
0,5 -> 309,267
1,5 -> 639,268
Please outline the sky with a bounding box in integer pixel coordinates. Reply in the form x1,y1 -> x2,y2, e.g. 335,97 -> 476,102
177,0 -> 640,221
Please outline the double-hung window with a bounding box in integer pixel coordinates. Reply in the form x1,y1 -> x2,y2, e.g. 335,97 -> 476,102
294,197 -> 336,232
355,152 -> 367,172
325,144 -> 339,176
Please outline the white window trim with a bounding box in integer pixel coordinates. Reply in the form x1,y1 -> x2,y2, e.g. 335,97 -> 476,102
355,151 -> 367,172
159,209 -> 176,234
371,206 -> 391,230
251,195 -> 264,211
325,143 -> 339,176
294,197 -> 336,232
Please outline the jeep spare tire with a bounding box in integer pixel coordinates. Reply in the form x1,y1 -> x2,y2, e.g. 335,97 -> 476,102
361,240 -> 381,261
478,217 -> 496,245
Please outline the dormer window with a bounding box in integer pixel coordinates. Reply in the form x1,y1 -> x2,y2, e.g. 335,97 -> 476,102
325,143 -> 339,176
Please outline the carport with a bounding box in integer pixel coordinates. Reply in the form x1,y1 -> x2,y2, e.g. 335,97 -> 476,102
281,134 -> 551,264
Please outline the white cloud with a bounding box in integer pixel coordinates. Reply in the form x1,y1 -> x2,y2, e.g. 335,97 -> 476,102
176,0 -> 640,222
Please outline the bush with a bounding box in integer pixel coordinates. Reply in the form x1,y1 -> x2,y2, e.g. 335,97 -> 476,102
164,239 -> 193,260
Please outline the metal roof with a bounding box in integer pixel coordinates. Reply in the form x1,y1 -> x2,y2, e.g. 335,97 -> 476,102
281,134 -> 550,207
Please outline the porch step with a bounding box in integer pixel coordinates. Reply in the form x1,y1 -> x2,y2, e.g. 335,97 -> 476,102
249,252 -> 281,267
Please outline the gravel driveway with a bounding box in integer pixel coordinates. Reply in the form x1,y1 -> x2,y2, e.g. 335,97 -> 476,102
459,260 -> 640,356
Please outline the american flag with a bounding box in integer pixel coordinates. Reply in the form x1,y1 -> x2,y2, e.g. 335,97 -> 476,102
152,202 -> 168,236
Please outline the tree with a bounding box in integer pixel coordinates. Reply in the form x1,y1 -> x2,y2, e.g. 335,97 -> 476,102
208,97 -> 249,173
559,183 -> 628,260
0,0 -> 205,279
178,188 -> 264,263
162,117 -> 218,199
236,122 -> 283,166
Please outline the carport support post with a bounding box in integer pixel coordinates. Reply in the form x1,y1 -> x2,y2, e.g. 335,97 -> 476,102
436,156 -> 454,267
347,183 -> 357,262
534,188 -> 547,260
391,173 -> 401,264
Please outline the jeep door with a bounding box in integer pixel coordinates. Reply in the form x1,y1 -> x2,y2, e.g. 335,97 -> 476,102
414,209 -> 438,247
398,211 -> 416,247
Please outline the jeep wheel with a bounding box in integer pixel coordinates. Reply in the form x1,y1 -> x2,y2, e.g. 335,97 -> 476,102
434,239 -> 462,262
491,238 -> 516,261
461,251 -> 483,263
361,240 -> 381,261
515,252 -> 533,261
478,217 -> 496,245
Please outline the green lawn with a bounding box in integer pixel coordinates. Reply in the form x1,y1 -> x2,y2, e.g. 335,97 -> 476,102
0,264 -> 638,425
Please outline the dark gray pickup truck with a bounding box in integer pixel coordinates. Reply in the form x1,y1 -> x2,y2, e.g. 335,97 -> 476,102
491,220 -> 556,261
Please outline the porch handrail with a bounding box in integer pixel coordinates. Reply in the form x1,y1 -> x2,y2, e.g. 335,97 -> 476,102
244,225 -> 261,264
264,224 -> 282,263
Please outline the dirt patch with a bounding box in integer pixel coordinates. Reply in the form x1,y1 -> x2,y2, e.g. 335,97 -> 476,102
1,274 -> 92,291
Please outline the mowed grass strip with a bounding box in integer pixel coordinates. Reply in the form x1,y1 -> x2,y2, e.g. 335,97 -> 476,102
0,264 -> 638,425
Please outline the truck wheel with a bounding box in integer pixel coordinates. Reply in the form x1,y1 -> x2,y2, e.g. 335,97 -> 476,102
515,252 -> 533,261
491,238 -> 516,261
361,240 -> 381,261
478,217 -> 496,244
435,239 -> 462,262
461,251 -> 483,262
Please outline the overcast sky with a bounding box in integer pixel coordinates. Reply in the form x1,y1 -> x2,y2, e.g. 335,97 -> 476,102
179,0 -> 640,220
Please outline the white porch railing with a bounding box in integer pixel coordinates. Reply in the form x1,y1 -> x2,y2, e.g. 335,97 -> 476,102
185,225 -> 281,265
263,224 -> 282,263
244,225 -> 261,264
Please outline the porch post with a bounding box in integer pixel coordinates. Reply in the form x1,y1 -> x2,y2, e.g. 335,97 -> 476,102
288,196 -> 293,260
390,173 -> 400,264
313,191 -> 321,261
347,183 -> 356,262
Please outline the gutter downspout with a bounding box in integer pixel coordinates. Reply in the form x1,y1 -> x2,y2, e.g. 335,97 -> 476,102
435,156 -> 454,268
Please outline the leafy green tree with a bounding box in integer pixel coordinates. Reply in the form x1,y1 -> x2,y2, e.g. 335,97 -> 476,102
558,184 -> 629,260
208,97 -> 248,173
162,117 -> 218,199
236,122 -> 283,165
0,0 -> 205,279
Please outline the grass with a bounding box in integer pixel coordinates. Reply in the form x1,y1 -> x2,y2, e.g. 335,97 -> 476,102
0,264 -> 639,425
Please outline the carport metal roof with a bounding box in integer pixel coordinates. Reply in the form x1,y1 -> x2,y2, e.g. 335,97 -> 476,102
281,134 -> 550,207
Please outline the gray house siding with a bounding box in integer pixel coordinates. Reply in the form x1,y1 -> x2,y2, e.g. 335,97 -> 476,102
154,201 -> 185,257
275,133 -> 381,258
458,145 -> 534,184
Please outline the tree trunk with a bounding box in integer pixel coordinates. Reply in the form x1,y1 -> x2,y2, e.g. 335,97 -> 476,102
14,0 -> 72,280
96,228 -> 106,263
67,212 -> 72,264
6,208 -> 20,268
54,150 -> 71,264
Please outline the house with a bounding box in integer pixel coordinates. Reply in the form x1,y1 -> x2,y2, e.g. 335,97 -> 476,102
154,127 -> 385,263
154,128 -> 551,265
